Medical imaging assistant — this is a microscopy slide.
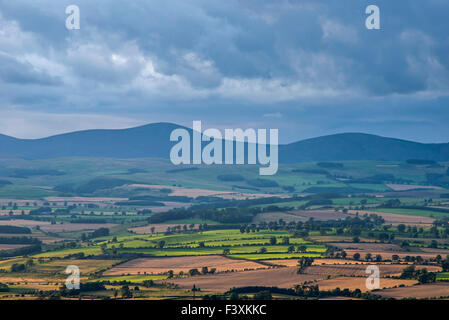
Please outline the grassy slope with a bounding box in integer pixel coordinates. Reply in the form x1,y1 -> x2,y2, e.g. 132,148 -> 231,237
0,158 -> 446,198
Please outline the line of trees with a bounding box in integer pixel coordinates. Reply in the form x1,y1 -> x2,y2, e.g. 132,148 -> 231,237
0,244 -> 42,258
0,225 -> 31,234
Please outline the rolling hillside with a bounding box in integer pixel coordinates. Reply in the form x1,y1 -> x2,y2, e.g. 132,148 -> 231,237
279,133 -> 449,162
0,123 -> 448,162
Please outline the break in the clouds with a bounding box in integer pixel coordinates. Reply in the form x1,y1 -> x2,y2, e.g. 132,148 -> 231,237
0,0 -> 448,142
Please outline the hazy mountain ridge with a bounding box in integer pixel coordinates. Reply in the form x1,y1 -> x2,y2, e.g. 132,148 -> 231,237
0,123 -> 448,162
280,133 -> 449,162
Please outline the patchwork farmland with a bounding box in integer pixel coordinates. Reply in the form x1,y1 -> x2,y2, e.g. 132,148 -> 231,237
0,158 -> 448,300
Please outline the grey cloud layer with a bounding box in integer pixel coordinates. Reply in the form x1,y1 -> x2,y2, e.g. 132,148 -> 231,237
0,0 -> 448,142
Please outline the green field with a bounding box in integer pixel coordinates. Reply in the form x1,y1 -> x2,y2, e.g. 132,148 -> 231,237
1,158 -> 445,197
0,158 -> 447,300
436,272 -> 449,280
88,274 -> 168,283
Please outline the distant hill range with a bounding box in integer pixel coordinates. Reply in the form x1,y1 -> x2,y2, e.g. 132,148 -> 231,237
0,122 -> 448,162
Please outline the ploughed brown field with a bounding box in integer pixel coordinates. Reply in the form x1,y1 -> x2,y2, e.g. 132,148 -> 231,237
0,210 -> 31,216
129,184 -> 234,198
265,260 -> 417,276
129,224 -> 200,234
218,193 -> 288,200
160,266 -> 326,291
263,259 -> 441,272
309,236 -> 376,243
262,258 -> 371,267
312,259 -> 371,265
418,247 -> 449,255
0,219 -> 51,227
0,244 -> 29,250
331,243 -> 404,252
0,199 -> 45,206
302,264 -> 441,277
40,223 -> 117,232
0,232 -> 72,244
145,201 -> 190,213
290,210 -> 350,221
0,220 -> 76,241
344,250 -> 448,260
319,297 -> 364,300
103,256 -> 269,276
385,184 -> 443,191
331,242 -> 449,260
32,259 -> 121,275
315,277 -> 418,292
348,210 -> 435,226
252,212 -> 307,224
44,196 -> 127,202
128,184 -> 284,200
396,238 -> 449,246
0,275 -> 65,291
376,282 -> 449,299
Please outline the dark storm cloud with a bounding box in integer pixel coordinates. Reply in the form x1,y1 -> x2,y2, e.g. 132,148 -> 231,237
0,0 -> 448,141
0,53 -> 61,85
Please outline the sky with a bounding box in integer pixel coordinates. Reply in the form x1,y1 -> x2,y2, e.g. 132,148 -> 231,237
0,0 -> 448,143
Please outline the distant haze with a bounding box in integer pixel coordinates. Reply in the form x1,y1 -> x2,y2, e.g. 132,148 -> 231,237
0,1 -> 448,143
0,122 -> 448,162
